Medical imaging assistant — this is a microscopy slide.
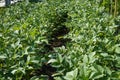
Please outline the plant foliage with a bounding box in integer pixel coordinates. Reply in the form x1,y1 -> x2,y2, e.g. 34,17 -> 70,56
0,0 -> 120,80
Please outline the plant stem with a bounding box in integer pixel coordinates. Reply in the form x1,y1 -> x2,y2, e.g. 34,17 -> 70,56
114,0 -> 117,17
110,0 -> 113,15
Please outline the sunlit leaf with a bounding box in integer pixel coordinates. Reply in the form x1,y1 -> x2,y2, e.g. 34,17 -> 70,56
64,68 -> 78,80
115,47 -> 120,54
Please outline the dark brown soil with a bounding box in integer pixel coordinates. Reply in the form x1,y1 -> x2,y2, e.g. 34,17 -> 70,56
51,25 -> 70,38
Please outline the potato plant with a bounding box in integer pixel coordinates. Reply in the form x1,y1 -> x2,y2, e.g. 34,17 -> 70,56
0,0 -> 120,80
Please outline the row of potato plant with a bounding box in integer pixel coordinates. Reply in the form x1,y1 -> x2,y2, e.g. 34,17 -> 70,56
0,0 -> 120,80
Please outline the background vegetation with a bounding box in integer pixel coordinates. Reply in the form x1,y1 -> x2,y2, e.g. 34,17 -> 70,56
0,0 -> 120,80
99,0 -> 120,17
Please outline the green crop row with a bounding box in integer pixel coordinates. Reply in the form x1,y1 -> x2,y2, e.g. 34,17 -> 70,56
0,0 -> 120,80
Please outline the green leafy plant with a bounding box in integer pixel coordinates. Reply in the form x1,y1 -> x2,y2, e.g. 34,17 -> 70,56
0,0 -> 120,80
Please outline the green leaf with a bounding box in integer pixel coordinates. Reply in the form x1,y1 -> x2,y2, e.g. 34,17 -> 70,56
83,54 -> 88,64
58,53 -> 63,63
88,52 -> 96,63
92,73 -> 104,79
24,47 -> 30,55
94,64 -> 104,73
105,66 -> 112,75
30,76 -> 39,80
115,47 -> 120,54
0,55 -> 7,59
100,53 -> 108,57
27,55 -> 31,63
64,68 -> 78,80
48,59 -> 57,63
11,69 -> 18,74
0,33 -> 2,37
11,67 -> 25,74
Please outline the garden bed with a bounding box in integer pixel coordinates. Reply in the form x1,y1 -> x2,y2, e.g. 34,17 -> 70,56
0,0 -> 120,80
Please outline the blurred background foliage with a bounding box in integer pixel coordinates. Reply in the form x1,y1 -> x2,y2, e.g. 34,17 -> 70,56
99,0 -> 120,17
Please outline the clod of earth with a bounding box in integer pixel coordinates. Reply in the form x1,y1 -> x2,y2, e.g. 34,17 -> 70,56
49,38 -> 71,47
